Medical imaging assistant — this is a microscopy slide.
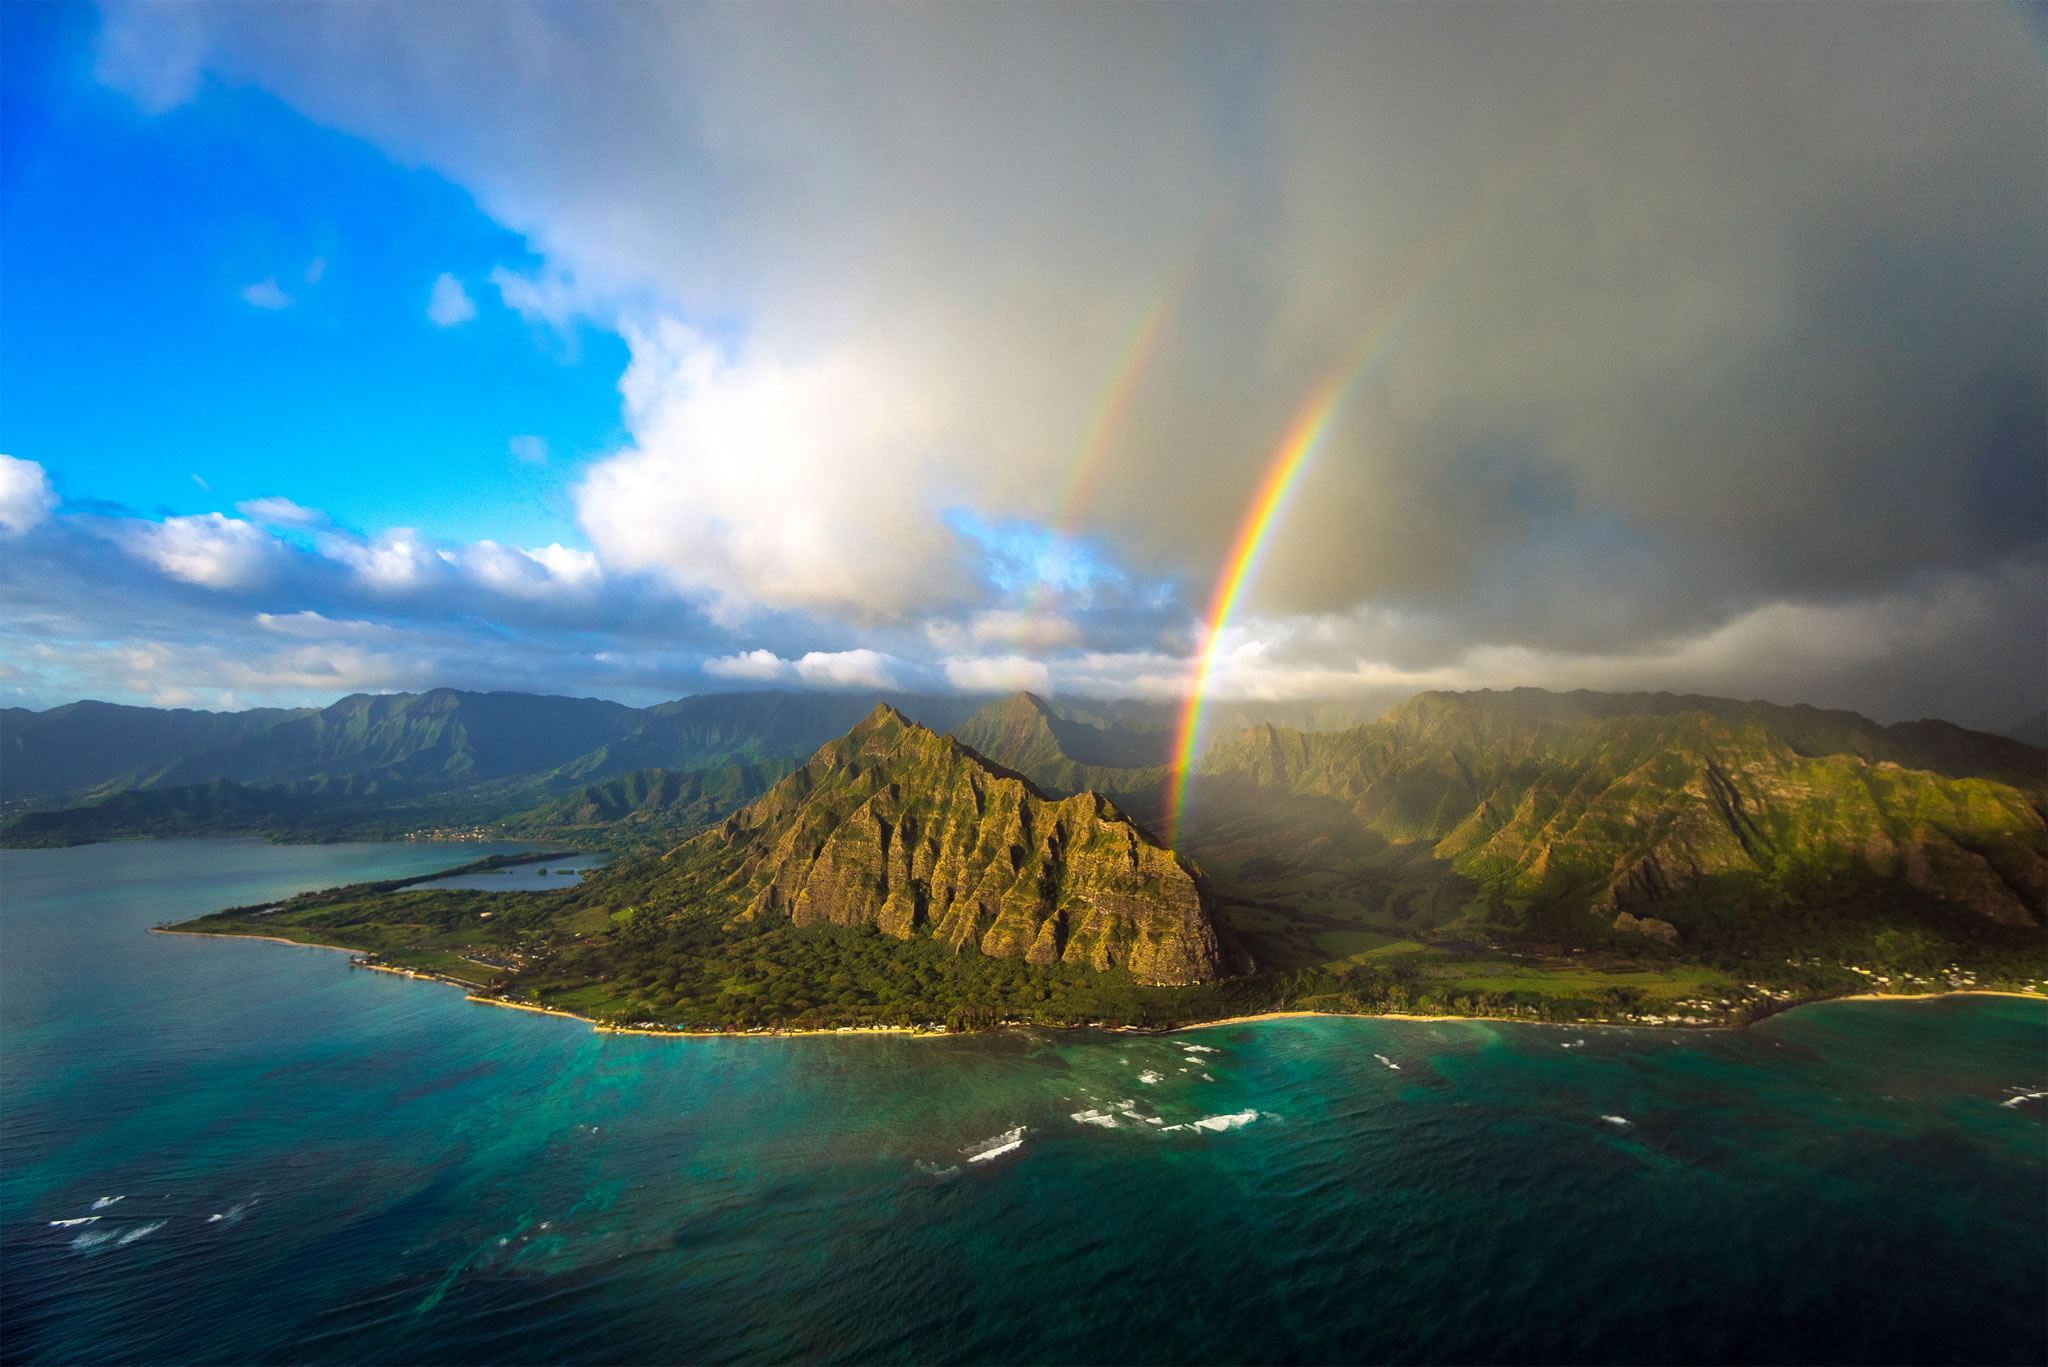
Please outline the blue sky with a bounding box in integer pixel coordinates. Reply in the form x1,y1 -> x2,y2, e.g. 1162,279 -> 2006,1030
0,3 -> 2040,728
2,3 -> 624,548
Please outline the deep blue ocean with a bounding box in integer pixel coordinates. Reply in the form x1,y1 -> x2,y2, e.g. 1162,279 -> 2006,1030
3,839 -> 2044,1365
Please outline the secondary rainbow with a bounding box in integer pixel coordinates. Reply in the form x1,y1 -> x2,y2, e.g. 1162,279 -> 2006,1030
1012,260 -> 1194,653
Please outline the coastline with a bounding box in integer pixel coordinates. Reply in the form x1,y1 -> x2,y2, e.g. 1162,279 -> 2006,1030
153,926 -> 2045,1039
465,992 -> 944,1038
151,927 -> 362,955
1173,990 -> 2045,1037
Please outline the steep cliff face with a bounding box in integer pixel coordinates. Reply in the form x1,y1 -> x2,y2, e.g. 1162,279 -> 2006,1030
657,705 -> 1245,985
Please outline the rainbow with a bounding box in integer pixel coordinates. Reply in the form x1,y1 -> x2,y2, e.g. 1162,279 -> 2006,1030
1012,260 -> 1195,653
1159,367 -> 1355,845
1161,223 -> 1484,845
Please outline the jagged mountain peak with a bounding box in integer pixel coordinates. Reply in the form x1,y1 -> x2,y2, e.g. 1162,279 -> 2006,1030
651,708 -> 1244,985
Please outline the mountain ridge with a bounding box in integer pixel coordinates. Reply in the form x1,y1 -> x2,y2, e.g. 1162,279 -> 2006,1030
654,704 -> 1246,985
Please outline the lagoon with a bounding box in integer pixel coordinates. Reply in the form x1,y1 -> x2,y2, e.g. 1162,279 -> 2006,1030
2,839 -> 2043,1364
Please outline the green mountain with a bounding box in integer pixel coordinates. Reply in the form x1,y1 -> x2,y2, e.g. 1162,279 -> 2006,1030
666,705 -> 1242,984
949,691 -> 1168,796
0,778 -> 318,845
1193,689 -> 2046,951
149,688 -> 647,793
499,760 -> 800,850
0,701 -> 314,803
0,689 -> 1006,848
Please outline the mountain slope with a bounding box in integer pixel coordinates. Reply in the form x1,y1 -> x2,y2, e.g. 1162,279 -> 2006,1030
1196,689 -> 2047,935
949,692 -> 1167,796
0,701 -> 315,802
647,704 -> 1244,985
151,689 -> 646,792
501,760 -> 799,848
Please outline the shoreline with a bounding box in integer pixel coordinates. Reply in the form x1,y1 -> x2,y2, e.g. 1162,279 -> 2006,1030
1175,990 -> 2045,1036
154,926 -> 2044,1039
151,927 -> 362,954
466,992 -> 945,1038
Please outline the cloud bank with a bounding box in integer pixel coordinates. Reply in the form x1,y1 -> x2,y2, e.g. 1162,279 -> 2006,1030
12,3 -> 2043,728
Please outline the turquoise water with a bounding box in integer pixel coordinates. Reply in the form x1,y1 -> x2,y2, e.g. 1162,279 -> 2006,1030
3,840 -> 2044,1365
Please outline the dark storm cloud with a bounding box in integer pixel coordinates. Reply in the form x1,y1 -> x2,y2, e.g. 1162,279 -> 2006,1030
53,0 -> 2048,726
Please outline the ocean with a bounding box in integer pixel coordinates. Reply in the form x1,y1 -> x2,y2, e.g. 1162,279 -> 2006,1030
3,839 -> 2043,1365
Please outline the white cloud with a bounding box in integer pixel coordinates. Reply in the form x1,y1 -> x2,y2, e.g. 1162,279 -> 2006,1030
925,608 -> 1081,654
704,648 -> 793,681
0,456 -> 58,535
255,610 -> 393,639
320,528 -> 440,592
575,321 -> 961,621
509,434 -> 548,465
239,278 -> 292,309
794,649 -> 899,689
117,513 -> 280,590
304,256 -> 326,284
943,654 -> 1051,695
236,495 -> 327,526
452,540 -> 601,600
427,272 -> 477,327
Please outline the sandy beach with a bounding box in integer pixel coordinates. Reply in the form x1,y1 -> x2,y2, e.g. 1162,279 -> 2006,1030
151,927 -> 362,954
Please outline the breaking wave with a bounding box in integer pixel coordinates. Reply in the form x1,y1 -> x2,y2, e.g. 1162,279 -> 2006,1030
1374,1054 -> 1401,1070
90,1195 -> 124,1210
1600,1115 -> 1632,1127
48,1217 -> 99,1228
962,1127 -> 1025,1163
1162,1110 -> 1260,1134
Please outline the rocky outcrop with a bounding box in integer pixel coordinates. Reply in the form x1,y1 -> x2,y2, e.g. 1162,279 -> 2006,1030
666,705 -> 1247,985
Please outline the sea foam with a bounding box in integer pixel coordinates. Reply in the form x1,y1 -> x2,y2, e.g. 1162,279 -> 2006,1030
1163,1110 -> 1260,1134
963,1127 -> 1026,1163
